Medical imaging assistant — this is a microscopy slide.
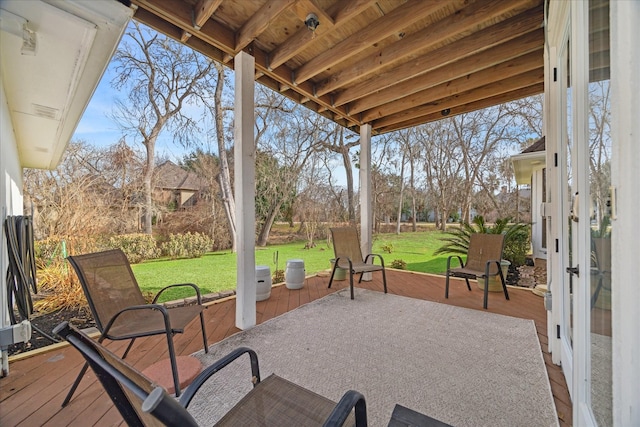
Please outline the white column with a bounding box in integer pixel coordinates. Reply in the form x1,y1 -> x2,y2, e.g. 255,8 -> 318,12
359,124 -> 373,280
611,1 -> 640,425
234,51 -> 256,330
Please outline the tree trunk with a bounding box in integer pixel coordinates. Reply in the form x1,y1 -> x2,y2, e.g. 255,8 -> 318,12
142,126 -> 160,235
396,151 -> 406,235
256,201 -> 282,246
213,64 -> 237,252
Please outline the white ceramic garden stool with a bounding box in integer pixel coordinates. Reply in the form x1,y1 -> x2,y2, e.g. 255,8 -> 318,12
255,265 -> 272,301
285,259 -> 305,289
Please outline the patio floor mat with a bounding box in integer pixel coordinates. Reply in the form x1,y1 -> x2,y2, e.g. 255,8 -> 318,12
190,289 -> 558,427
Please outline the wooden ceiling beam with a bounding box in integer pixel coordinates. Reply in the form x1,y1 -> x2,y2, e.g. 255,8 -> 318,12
251,47 -> 359,127
355,30 -> 544,119
371,68 -> 544,129
234,0 -> 297,54
133,0 -> 358,126
193,0 -> 223,28
376,83 -> 544,133
134,7 -> 185,41
334,5 -> 543,107
293,0 -> 450,85
267,0 -> 374,70
363,54 -> 543,124
134,0 -> 236,54
316,0 -> 537,97
181,0 -> 223,42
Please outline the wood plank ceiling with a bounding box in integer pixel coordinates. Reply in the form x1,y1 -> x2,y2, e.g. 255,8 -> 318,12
130,0 -> 545,135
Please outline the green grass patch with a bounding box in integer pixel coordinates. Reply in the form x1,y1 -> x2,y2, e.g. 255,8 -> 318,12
132,230 -> 452,302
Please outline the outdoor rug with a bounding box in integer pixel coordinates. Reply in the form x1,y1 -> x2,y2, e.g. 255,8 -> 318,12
190,288 -> 558,427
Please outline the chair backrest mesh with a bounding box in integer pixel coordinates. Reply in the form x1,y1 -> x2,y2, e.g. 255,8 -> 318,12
67,249 -> 147,331
465,233 -> 505,275
331,227 -> 364,266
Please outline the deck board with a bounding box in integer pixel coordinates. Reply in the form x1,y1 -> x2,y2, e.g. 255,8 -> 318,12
0,269 -> 571,426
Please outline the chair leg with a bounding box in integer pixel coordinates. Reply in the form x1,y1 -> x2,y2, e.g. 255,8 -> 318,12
464,278 -> 471,291
61,361 -> 90,407
500,270 -> 510,301
328,263 -> 338,289
381,268 -> 387,294
349,271 -> 355,300
445,273 -> 450,298
199,311 -> 208,354
483,278 -> 489,309
165,333 -> 181,397
122,338 -> 136,359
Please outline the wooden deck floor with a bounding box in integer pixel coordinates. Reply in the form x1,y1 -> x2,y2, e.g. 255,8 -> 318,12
0,270 -> 571,426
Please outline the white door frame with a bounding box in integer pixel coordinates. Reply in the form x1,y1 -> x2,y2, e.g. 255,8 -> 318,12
546,0 -> 573,393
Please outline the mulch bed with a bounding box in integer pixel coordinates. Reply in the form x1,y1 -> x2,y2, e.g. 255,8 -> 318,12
7,308 -> 95,357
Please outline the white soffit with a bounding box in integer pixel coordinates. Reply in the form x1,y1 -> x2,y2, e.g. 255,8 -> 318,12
510,151 -> 546,185
0,0 -> 132,170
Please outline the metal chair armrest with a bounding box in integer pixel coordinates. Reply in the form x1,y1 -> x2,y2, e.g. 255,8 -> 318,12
101,304 -> 171,340
363,253 -> 385,267
153,283 -> 203,304
322,390 -> 367,427
334,256 -> 354,271
446,255 -> 465,270
180,347 -> 260,408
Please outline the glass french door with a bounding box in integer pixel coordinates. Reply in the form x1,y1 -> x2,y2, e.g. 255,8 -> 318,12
586,0 -> 612,425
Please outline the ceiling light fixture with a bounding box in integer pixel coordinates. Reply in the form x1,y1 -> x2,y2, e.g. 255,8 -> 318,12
441,108 -> 450,116
305,13 -> 319,37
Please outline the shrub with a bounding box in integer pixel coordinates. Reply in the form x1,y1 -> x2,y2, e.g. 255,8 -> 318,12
161,232 -> 213,259
390,259 -> 407,269
502,226 -> 530,267
35,236 -> 102,267
107,233 -> 159,264
381,243 -> 394,253
272,269 -> 285,283
34,258 -> 88,314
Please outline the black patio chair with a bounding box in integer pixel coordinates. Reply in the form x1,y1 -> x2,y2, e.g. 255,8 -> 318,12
444,233 -> 509,309
328,227 -> 387,300
62,248 -> 208,405
54,322 -> 368,427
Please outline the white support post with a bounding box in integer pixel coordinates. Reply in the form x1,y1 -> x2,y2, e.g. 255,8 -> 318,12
610,1 -> 640,425
234,51 -> 256,330
359,124 -> 373,280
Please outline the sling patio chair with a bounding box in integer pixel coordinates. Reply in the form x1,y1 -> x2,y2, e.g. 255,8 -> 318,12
444,233 -> 509,309
53,321 -> 368,427
62,248 -> 208,406
328,227 -> 387,300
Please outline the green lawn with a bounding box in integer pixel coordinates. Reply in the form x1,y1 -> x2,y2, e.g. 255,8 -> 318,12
132,230 -> 451,302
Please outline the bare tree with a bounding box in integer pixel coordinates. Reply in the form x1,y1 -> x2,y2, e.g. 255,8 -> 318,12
417,122 -> 464,231
111,22 -> 217,234
255,102 -> 320,246
23,141 -> 120,238
207,62 -> 237,250
588,81 -> 611,224
317,124 -> 360,223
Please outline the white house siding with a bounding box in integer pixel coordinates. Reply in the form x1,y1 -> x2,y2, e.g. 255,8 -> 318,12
0,76 -> 24,372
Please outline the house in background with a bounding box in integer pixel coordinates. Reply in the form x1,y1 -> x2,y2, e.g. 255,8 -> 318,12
511,136 -> 546,260
154,160 -> 206,211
